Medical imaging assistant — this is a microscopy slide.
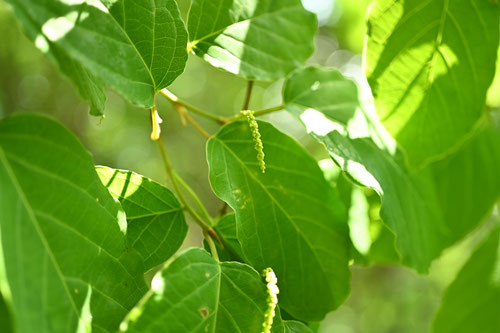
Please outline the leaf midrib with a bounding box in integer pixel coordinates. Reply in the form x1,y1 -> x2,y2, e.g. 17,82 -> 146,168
0,148 -> 82,327
190,4 -> 303,46
21,0 -> 158,90
212,136 -> 335,300
100,2 -> 157,89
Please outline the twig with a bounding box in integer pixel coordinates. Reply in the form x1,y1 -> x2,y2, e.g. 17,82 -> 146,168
157,139 -> 212,230
228,105 -> 284,122
203,229 -> 220,262
183,111 -> 211,139
242,80 -> 254,110
160,89 -> 228,124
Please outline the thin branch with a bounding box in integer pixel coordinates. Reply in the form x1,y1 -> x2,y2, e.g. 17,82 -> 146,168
174,104 -> 187,126
160,89 -> 228,124
203,229 -> 220,262
228,104 -> 284,122
218,202 -> 228,217
172,172 -> 214,225
253,104 -> 284,117
173,104 -> 211,138
242,80 -> 254,110
183,111 -> 212,139
157,139 -> 212,230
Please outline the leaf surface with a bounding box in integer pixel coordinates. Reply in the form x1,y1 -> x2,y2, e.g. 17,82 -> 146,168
207,120 -> 350,321
97,167 -> 188,271
0,114 -> 147,333
5,0 -> 188,108
187,0 -> 316,80
0,293 -> 12,333
365,0 -> 499,165
4,1 -> 106,115
284,66 -> 500,271
433,228 -> 500,333
206,214 -> 246,262
123,247 -> 283,333
283,320 -> 313,333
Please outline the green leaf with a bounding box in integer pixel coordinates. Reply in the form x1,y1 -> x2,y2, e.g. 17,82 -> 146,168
0,114 -> 147,333
433,227 -> 500,333
96,167 -> 188,271
318,132 -> 445,271
5,0 -> 188,108
187,0 -> 316,80
365,0 -> 500,166
5,1 -> 106,116
206,213 -> 247,262
284,66 -> 360,125
283,66 -> 395,151
207,120 -> 350,321
123,247 -> 283,332
367,221 -> 400,265
284,66 -> 500,272
284,320 -> 313,333
487,34 -> 500,107
0,293 -> 13,333
322,128 -> 500,272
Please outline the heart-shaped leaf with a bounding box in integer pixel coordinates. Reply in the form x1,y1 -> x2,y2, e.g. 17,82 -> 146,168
207,120 -> 350,321
187,0 -> 316,80
122,247 -> 284,332
5,0 -> 188,110
365,0 -> 499,166
97,167 -> 188,271
284,66 -> 500,272
0,114 -> 148,332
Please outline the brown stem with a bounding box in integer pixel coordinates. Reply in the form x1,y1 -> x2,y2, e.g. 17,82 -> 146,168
242,80 -> 254,110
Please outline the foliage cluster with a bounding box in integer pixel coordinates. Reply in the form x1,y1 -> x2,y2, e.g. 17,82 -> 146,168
0,0 -> 500,332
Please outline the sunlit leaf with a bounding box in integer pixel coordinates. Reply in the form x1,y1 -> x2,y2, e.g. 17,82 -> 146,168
187,0 -> 316,80
433,227 -> 500,333
123,247 -> 284,333
3,1 -> 106,115
97,167 -> 188,271
284,66 -> 500,272
207,120 -> 350,321
5,0 -> 188,109
284,66 -> 359,125
366,0 -> 499,166
0,114 -> 147,333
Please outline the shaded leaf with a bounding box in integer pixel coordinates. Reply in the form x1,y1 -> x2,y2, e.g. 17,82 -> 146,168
97,167 -> 188,271
187,0 -> 316,80
123,247 -> 284,332
284,320 -> 313,333
204,213 -> 246,262
5,1 -> 106,115
366,0 -> 499,166
0,292 -> 12,333
0,114 -> 147,333
5,0 -> 188,108
433,227 -> 500,333
284,66 -> 500,272
207,120 -> 350,321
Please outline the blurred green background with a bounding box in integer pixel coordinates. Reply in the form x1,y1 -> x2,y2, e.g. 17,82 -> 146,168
1,0 -> 499,332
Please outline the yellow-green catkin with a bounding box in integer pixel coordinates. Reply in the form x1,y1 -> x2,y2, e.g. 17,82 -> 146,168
150,106 -> 163,141
241,110 -> 266,173
261,268 -> 279,333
